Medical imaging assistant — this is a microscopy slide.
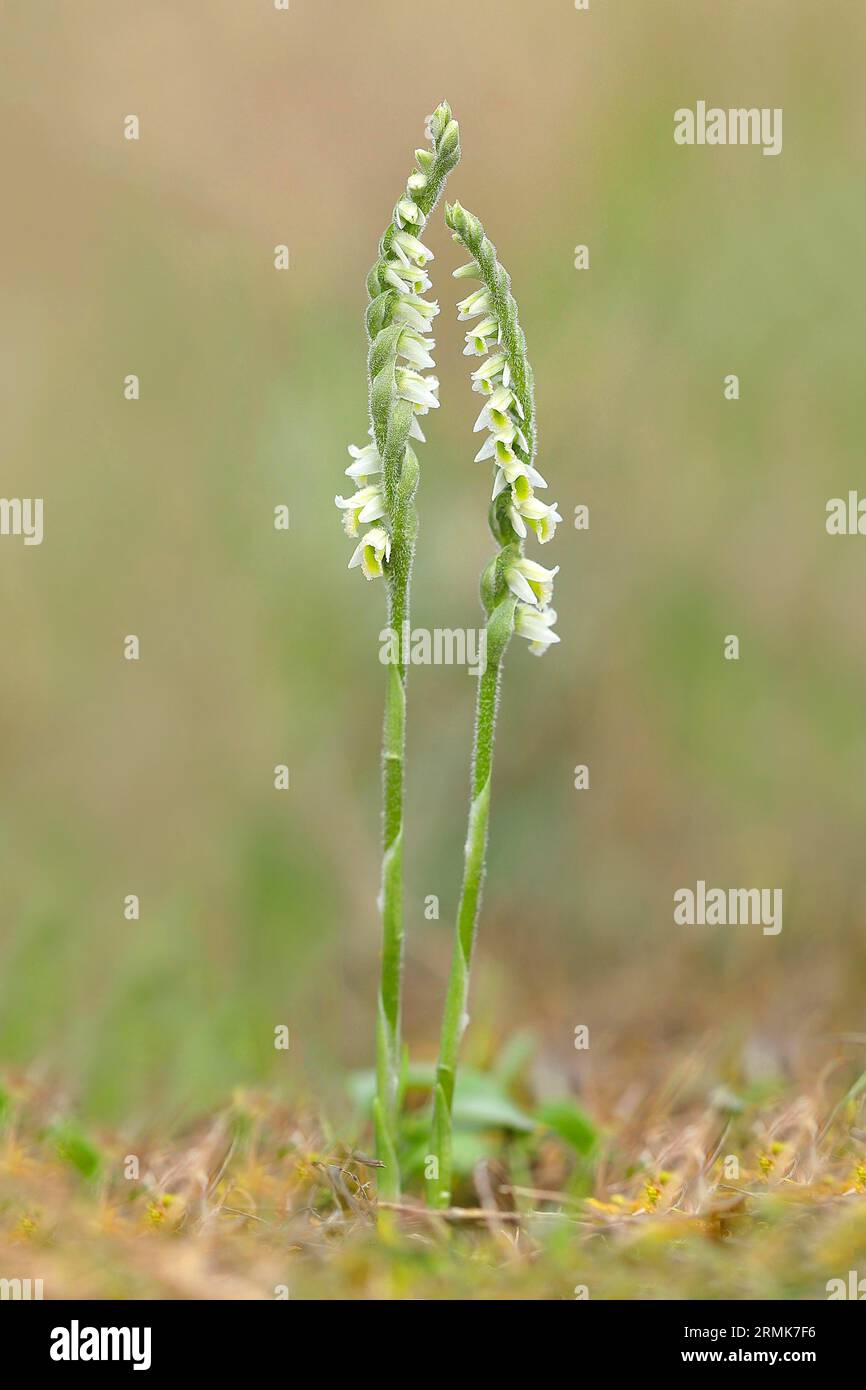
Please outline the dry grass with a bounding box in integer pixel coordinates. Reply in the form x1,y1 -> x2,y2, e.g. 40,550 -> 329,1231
3,1043 -> 866,1301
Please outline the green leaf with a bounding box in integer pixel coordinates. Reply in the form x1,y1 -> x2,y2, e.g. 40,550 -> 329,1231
406,1127 -> 489,1183
349,1064 -> 535,1134
452,1071 -> 534,1133
49,1123 -> 102,1180
536,1098 -> 599,1156
348,1063 -> 430,1109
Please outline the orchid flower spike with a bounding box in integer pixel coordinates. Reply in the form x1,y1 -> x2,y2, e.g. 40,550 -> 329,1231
445,198 -> 562,648
337,103 -> 460,582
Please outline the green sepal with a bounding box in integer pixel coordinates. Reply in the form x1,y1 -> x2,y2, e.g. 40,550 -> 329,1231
485,596 -> 517,667
434,121 -> 460,176
427,100 -> 452,144
369,322 -> 403,380
480,554 -> 500,614
445,199 -> 482,249
382,397 -> 414,500
489,490 -> 520,546
366,264 -> 385,300
395,443 -> 419,509
481,543 -> 519,613
366,289 -> 398,339
370,362 -> 395,456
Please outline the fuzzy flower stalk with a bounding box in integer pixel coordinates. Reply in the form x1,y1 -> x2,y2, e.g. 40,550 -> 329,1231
337,104 -> 460,1198
428,201 -> 561,1208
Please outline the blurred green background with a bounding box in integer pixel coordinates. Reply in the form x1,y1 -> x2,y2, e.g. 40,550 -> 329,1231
1,0 -> 864,1127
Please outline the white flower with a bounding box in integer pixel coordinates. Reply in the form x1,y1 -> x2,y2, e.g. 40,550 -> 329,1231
476,437 -> 520,469
348,526 -> 391,580
478,394 -> 525,436
392,296 -> 439,334
463,315 -> 500,357
504,556 -> 559,607
479,439 -> 546,490
482,408 -> 527,451
335,484 -> 386,537
492,460 -> 547,498
397,368 -> 439,411
384,263 -> 431,295
470,353 -> 511,394
392,230 -> 435,267
456,289 -> 491,320
515,603 -> 559,654
473,386 -> 524,431
345,442 -> 382,481
526,501 -> 562,545
473,435 -> 498,462
395,198 -> 422,227
507,476 -> 561,543
397,329 -> 436,370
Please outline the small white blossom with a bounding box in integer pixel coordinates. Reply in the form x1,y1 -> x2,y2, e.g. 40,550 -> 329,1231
504,556 -> 559,608
452,260 -> 482,280
345,442 -> 382,481
335,483 -> 386,537
392,297 -> 439,334
463,315 -> 500,357
392,230 -> 435,267
470,353 -> 510,394
456,289 -> 491,320
514,603 -> 559,654
507,479 -> 562,544
397,329 -> 436,369
491,459 -> 547,497
384,263 -> 431,295
348,526 -> 391,580
473,387 -> 524,432
397,368 -> 440,411
396,198 -> 422,226
527,502 -> 562,545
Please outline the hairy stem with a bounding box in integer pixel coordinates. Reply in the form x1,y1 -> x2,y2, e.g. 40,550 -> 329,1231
375,496 -> 415,1199
428,597 -> 516,1207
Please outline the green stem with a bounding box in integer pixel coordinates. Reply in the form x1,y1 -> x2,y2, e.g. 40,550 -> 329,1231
373,405 -> 419,1198
375,501 -> 414,1199
428,597 -> 515,1207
